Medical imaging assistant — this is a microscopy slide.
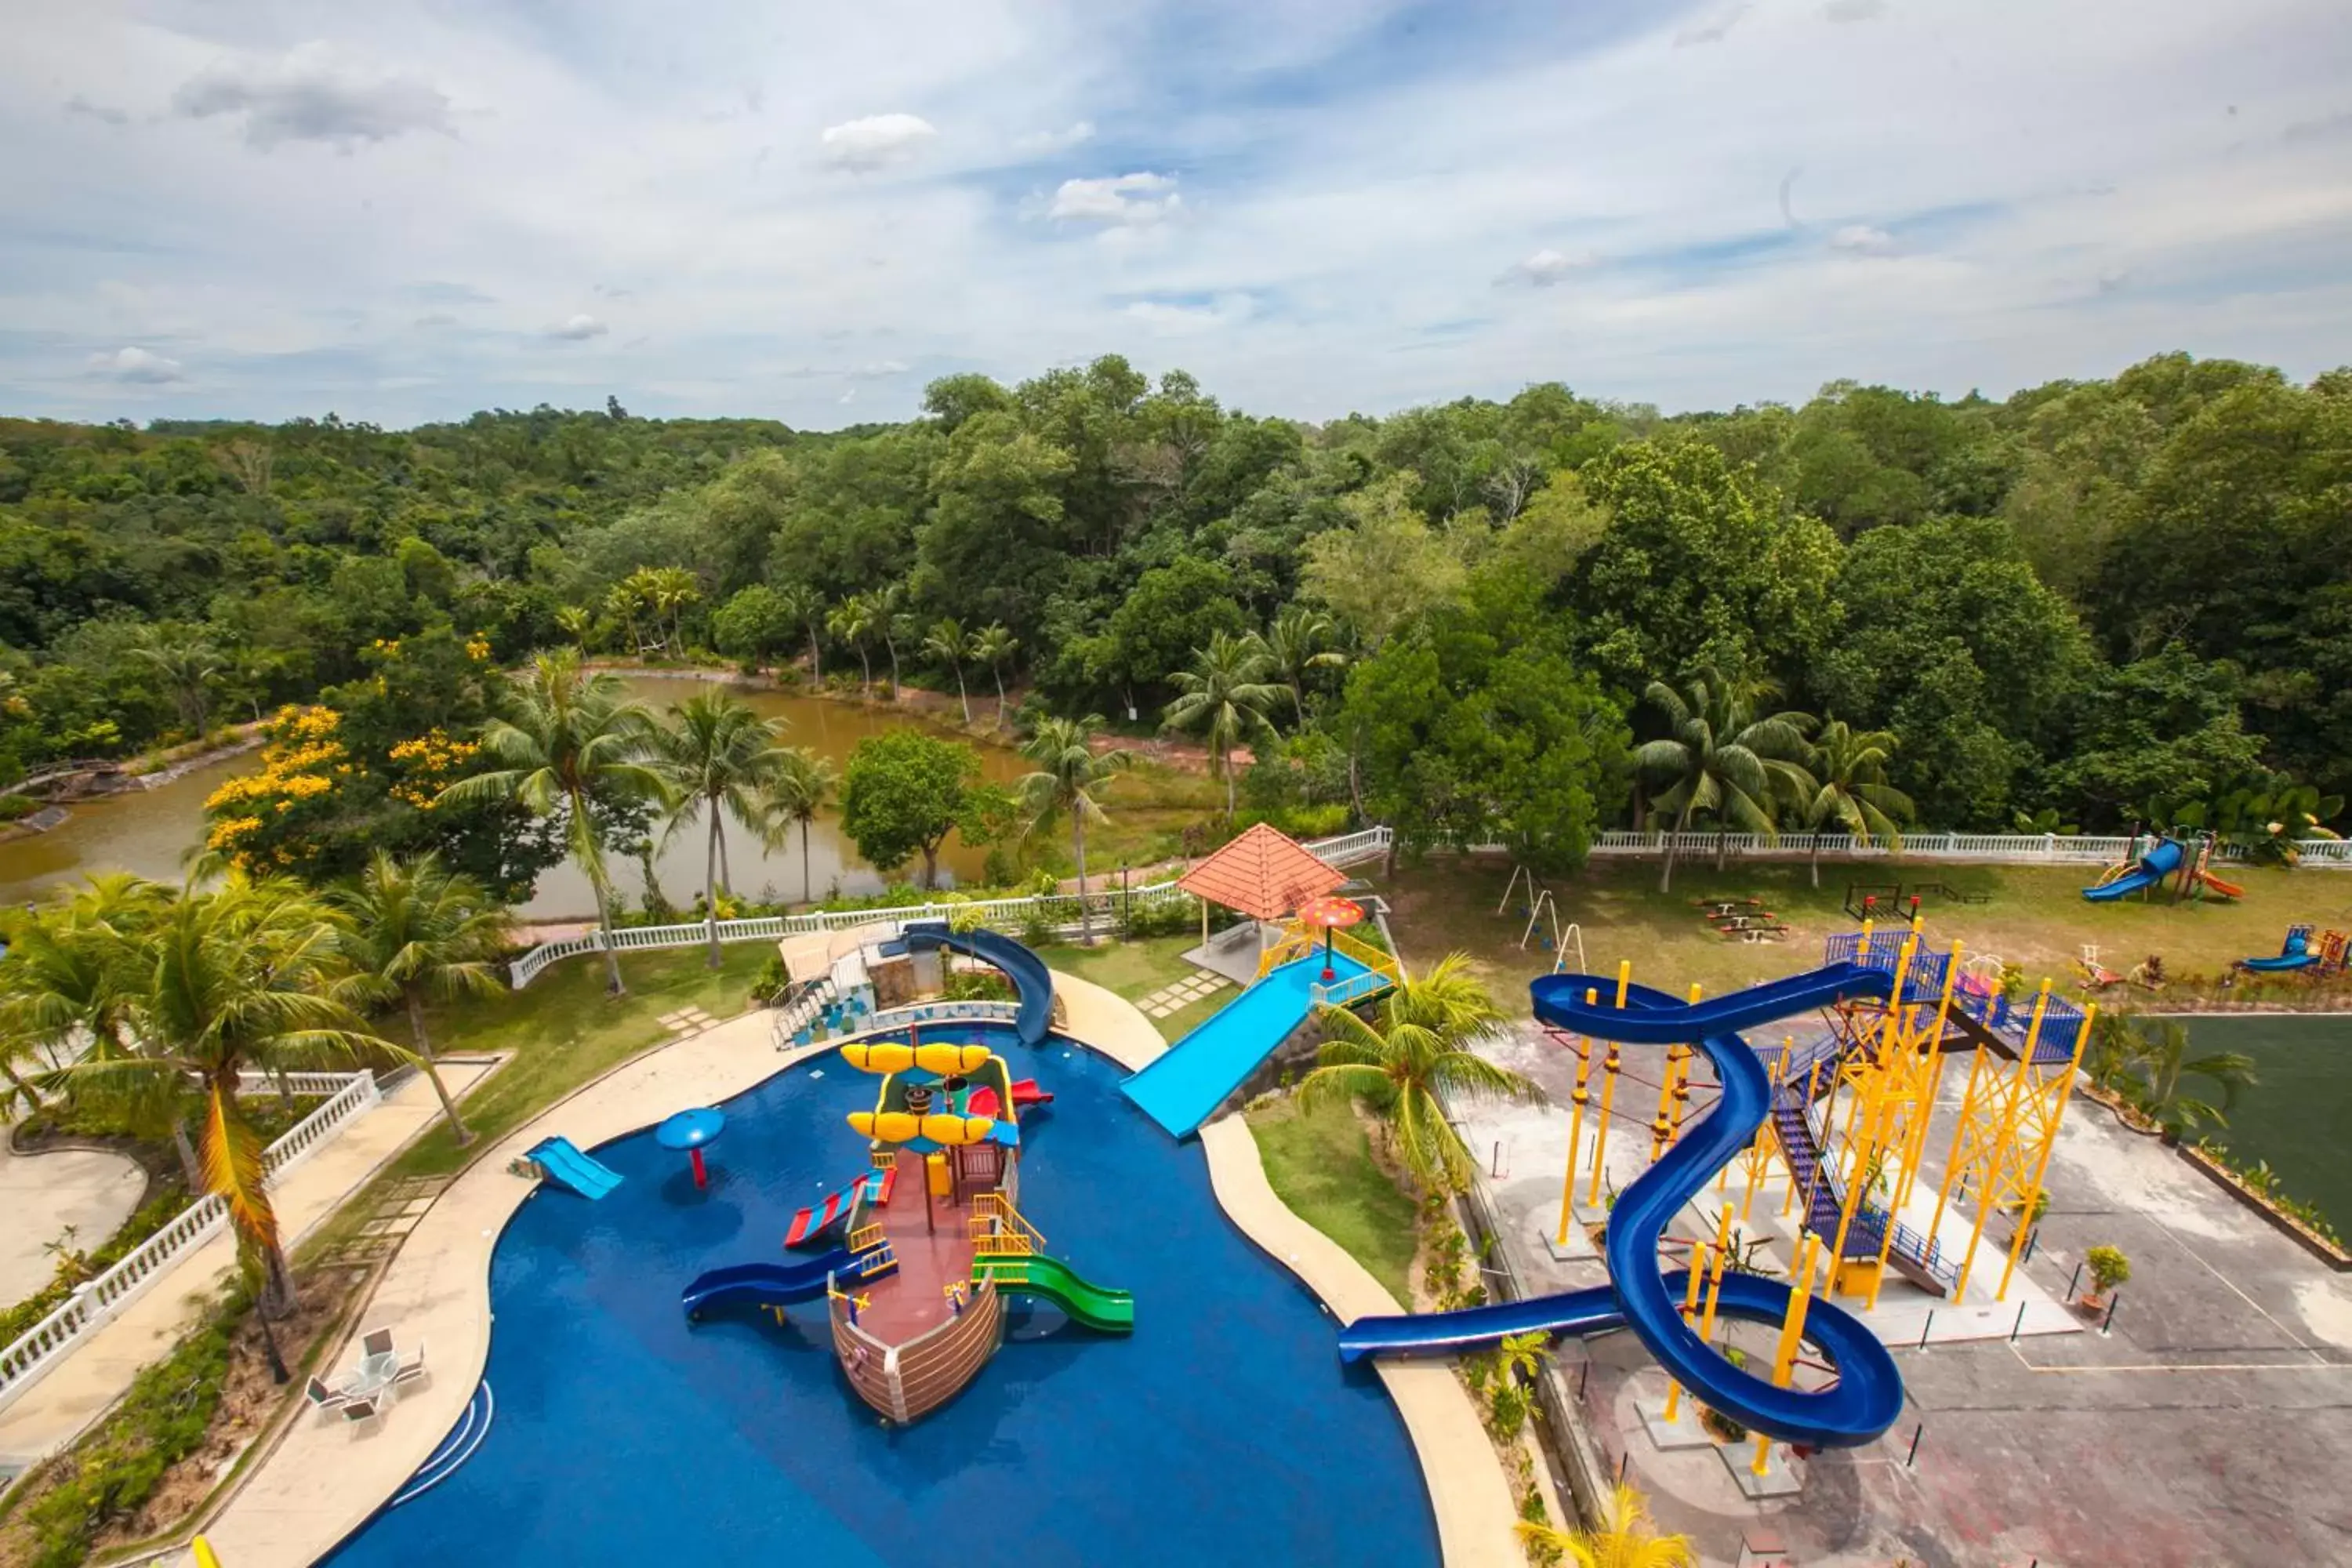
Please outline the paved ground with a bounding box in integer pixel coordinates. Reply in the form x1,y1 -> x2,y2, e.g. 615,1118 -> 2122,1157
1456,1018 -> 2352,1568
0,1063 -> 494,1467
0,1127 -> 147,1305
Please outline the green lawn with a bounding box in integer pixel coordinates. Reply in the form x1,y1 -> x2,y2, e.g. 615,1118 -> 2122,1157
1372,854 -> 2352,1016
390,943 -> 775,1179
1036,931 -> 1243,1040
1244,1095 -> 1420,1303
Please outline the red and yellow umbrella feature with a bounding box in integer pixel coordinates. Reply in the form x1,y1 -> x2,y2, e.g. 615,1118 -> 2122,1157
1294,894 -> 1367,982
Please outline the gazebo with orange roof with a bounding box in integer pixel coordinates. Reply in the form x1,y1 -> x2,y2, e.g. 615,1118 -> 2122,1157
1177,822 -> 1348,951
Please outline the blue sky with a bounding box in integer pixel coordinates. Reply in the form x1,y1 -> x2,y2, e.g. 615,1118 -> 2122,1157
5,0 -> 2350,427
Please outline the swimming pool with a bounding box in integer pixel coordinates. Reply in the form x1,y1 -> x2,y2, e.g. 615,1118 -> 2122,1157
325,1026 -> 1439,1567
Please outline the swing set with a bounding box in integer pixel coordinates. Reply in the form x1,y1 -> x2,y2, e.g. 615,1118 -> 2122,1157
1497,865 -> 1588,973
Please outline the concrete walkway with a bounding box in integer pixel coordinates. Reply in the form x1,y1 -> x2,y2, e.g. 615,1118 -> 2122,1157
0,1063 -> 492,1468
0,1128 -> 146,1306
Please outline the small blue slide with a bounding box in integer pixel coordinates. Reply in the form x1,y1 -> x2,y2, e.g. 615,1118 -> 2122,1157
2241,924 -> 2321,973
1123,951 -> 1377,1138
680,1247 -> 855,1318
1339,965 -> 1907,1450
526,1136 -> 622,1200
2083,837 -> 2184,902
902,922 -> 1056,1047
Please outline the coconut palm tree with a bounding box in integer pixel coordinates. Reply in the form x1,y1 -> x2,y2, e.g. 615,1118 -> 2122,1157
974,623 -> 1018,726
554,604 -> 594,654
1163,630 -> 1286,819
647,565 -> 701,652
67,879 -> 403,1319
1635,667 -> 1816,893
774,583 -> 826,681
2122,1018 -> 2257,1138
604,581 -> 645,655
438,651 -> 664,996
1800,720 -> 1915,887
1257,606 -> 1346,724
758,747 -> 838,906
1514,1483 -> 1696,1567
332,851 -> 513,1145
652,691 -> 787,965
926,617 -> 978,724
1018,715 -> 1131,946
129,626 -> 223,737
877,584 -> 913,692
828,594 -> 880,695
1299,954 -> 1540,1193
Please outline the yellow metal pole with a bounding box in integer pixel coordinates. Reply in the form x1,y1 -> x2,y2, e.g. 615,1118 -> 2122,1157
1615,959 -> 1632,1009
1995,1000 -> 2096,1301
1660,1241 -> 1710,1422
1894,942 -> 1965,1214
1755,1233 -> 1821,1476
1555,997 -> 1596,1246
1782,1056 -> 1825,1219
1953,984 -> 2049,1301
1926,1040 -> 1991,1242
1587,1040 -> 1622,1206
1694,1202 -> 1735,1345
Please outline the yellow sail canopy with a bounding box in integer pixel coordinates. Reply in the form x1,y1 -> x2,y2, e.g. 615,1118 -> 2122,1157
841,1040 -> 996,1076
848,1110 -> 997,1145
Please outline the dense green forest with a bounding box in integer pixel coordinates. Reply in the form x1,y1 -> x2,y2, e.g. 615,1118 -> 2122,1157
2,351 -> 2346,874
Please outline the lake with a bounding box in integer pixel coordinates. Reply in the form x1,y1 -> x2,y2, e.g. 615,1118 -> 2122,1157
0,676 -> 1029,920
2173,1012 -> 2352,1227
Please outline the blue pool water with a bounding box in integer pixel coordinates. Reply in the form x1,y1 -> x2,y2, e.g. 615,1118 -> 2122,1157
326,1026 -> 1437,1568
1123,953 -> 1375,1137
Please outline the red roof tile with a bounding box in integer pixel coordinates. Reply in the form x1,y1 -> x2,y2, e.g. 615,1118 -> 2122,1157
1177,822 -> 1348,921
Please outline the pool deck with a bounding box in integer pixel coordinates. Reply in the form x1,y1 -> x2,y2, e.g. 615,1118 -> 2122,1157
179,968 -> 1520,1568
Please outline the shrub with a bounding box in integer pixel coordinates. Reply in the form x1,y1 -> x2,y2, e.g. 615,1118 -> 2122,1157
2086,1245 -> 2131,1294
0,793 -> 38,822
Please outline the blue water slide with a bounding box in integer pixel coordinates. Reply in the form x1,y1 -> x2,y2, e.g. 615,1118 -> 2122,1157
525,1136 -> 622,1200
1339,965 -> 1907,1450
1122,952 -> 1377,1138
902,922 -> 1054,1046
2241,924 -> 2320,972
680,1247 -> 854,1318
2082,837 -> 2185,902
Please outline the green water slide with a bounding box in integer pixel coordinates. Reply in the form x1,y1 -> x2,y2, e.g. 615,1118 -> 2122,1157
973,1254 -> 1135,1334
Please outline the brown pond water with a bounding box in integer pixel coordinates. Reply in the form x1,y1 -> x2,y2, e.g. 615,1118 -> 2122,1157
0,676 -> 1026,920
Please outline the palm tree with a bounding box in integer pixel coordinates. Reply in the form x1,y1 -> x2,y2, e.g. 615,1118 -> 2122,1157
554,604 -> 594,654
1635,667 -> 1816,893
2122,1018 -> 2257,1138
332,852 -> 512,1145
974,623 -> 1018,726
68,879 -> 403,1319
1163,630 -> 1286,819
1298,954 -> 1539,1193
926,618 -> 978,724
129,626 -> 223,737
774,583 -> 826,681
648,565 -> 700,652
1257,606 -> 1346,724
1018,715 -> 1131,946
1800,720 -> 1914,887
758,747 -> 838,906
652,692 -> 786,966
604,582 -> 644,655
1514,1483 -> 1695,1568
438,651 -> 665,996
828,595 -> 879,695
877,585 -> 913,692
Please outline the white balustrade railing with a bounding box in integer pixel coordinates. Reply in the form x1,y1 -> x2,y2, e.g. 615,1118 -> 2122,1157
510,828 -> 1396,988
1579,830 -> 2352,866
0,1070 -> 381,1414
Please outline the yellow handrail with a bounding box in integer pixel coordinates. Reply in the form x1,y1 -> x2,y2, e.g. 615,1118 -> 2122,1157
1256,920 -> 1403,984
967,1191 -> 1047,1257
848,1222 -> 884,1253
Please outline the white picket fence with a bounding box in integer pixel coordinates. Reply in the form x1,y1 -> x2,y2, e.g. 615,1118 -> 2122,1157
1581,830 -> 2352,867
0,1070 -> 382,1414
508,826 -> 1397,988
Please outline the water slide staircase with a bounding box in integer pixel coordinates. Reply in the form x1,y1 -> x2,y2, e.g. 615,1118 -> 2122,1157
1766,1034 -> 1956,1298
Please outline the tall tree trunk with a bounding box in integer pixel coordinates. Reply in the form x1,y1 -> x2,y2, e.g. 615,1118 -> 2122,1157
172,1117 -> 203,1189
1810,838 -> 1822,888
717,808 -> 734,895
1715,829 -> 1730,872
405,987 -> 472,1146
800,820 -> 814,904
703,808 -> 724,968
0,1054 -> 39,1115
991,667 -> 1007,726
574,790 -> 627,996
920,842 -> 940,890
954,669 -> 970,725
1659,803 -> 1693,895
260,1240 -> 298,1320
1073,813 -> 1093,946
807,628 -> 822,681
858,649 -> 872,696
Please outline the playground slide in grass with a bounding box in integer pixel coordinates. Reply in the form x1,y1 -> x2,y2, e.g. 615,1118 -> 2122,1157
1339,964 -> 1907,1450
2082,837 -> 2185,902
973,1253 -> 1135,1333
681,1246 -> 856,1318
526,1136 -> 623,1200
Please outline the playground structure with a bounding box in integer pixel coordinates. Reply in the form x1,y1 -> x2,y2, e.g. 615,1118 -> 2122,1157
681,932 -> 1131,1427
1842,880 -> 1990,924
1697,895 -> 1788,942
1497,864 -> 1588,971
2235,923 -> 2350,975
1342,920 -> 2095,1469
521,1136 -> 622,1200
2085,831 -> 2244,904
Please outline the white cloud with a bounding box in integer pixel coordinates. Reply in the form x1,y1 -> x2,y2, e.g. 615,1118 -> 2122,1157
1829,224 -> 1898,255
1049,172 -> 1180,225
1123,296 -> 1253,335
1015,121 -> 1095,155
1824,0 -> 1889,22
88,347 -> 186,383
171,42 -> 452,150
1497,248 -> 1590,286
1675,5 -> 1751,47
853,359 -> 909,376
819,113 -> 938,172
64,94 -> 128,125
549,314 -> 608,340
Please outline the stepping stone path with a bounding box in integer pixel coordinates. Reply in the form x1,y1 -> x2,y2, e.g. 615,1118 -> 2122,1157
659,1007 -> 718,1039
1138,970 -> 1232,1020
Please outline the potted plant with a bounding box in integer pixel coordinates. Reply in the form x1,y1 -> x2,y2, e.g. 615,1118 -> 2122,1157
2082,1245 -> 2130,1309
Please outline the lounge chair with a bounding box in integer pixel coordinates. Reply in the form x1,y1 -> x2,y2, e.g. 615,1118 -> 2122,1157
305,1377 -> 354,1420
361,1327 -> 395,1359
340,1392 -> 387,1434
392,1340 -> 430,1387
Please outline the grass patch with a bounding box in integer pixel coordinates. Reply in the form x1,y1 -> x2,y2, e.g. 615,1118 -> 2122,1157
1038,934 -> 1200,1004
1245,1094 -> 1420,1303
390,944 -> 774,1181
1374,855 -> 2352,1017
